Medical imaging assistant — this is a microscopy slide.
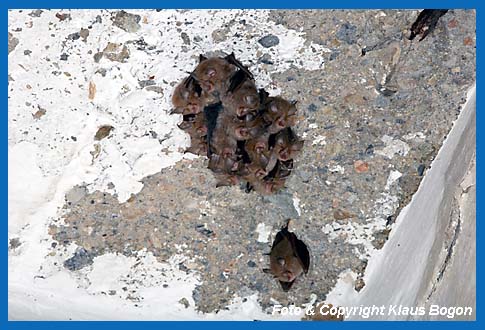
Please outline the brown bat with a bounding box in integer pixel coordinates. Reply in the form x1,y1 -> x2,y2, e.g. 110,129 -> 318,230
214,173 -> 240,187
217,112 -> 265,141
177,113 -> 208,138
264,221 -> 310,291
209,122 -> 238,156
248,159 -> 293,194
270,127 -> 304,162
185,135 -> 208,156
208,152 -> 241,174
222,78 -> 260,117
171,76 -> 208,115
244,133 -> 273,179
262,97 -> 298,134
192,55 -> 236,97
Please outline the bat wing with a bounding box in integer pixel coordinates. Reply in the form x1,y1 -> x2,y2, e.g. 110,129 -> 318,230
183,75 -> 203,97
271,227 -> 287,249
225,52 -> 254,79
410,9 -> 448,41
203,102 -> 223,157
227,69 -> 247,93
284,229 -> 310,274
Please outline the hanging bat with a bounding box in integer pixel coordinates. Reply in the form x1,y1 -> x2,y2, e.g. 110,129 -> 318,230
409,9 -> 448,41
262,97 -> 298,134
222,78 -> 260,118
177,113 -> 208,138
244,133 -> 273,179
185,135 -> 208,156
263,221 -> 310,291
270,127 -> 304,162
171,75 -> 208,115
214,173 -> 240,188
192,55 -> 236,97
217,112 -> 265,141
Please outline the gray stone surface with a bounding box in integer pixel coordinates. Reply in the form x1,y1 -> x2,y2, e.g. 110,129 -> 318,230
346,86 -> 475,320
47,10 -> 476,314
112,10 -> 141,33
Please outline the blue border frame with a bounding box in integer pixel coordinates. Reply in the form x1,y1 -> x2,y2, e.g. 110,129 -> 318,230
4,0 -> 480,329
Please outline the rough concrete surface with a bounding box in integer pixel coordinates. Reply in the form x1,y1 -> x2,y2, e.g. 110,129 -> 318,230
8,9 -> 475,319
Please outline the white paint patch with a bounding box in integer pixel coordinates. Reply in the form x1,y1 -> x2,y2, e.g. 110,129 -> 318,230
329,165 -> 345,174
8,9 -> 332,320
325,270 -> 359,306
384,170 -> 402,191
308,123 -> 319,129
255,223 -> 272,243
312,135 -> 326,146
376,135 -> 410,159
403,132 -> 426,141
322,188 -> 400,257
292,193 -> 302,216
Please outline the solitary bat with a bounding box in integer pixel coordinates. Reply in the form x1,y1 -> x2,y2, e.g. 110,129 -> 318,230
409,9 -> 448,41
264,221 -> 310,291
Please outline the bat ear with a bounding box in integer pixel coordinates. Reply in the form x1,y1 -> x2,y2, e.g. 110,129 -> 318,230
291,100 -> 298,106
199,54 -> 208,62
178,121 -> 192,130
170,108 -> 183,114
262,268 -> 272,274
206,68 -> 216,77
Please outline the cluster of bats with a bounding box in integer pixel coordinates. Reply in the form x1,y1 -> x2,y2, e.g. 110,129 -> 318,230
169,8 -> 447,293
171,53 -> 303,194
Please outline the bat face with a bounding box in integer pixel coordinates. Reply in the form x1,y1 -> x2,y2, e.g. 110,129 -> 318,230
193,57 -> 236,96
272,128 -> 304,161
264,223 -> 310,291
223,79 -> 260,117
171,77 -> 207,115
263,98 -> 298,134
177,113 -> 208,137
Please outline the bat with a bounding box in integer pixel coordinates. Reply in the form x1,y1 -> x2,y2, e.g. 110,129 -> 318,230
192,55 -> 236,97
171,75 -> 208,115
217,112 -> 265,141
222,78 -> 260,118
177,113 -> 208,137
204,102 -> 224,157
409,9 -> 448,41
262,97 -> 298,134
263,221 -> 310,291
270,127 -> 304,162
185,135 -> 208,156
